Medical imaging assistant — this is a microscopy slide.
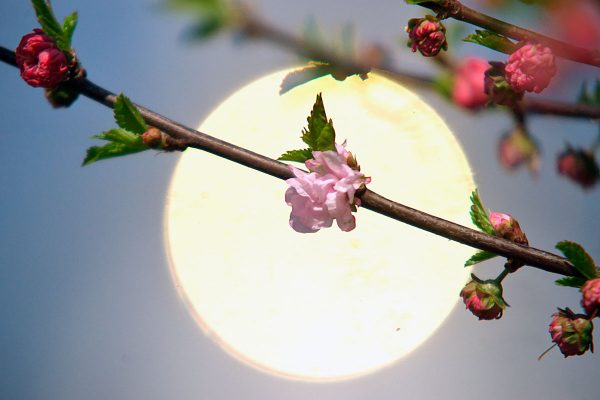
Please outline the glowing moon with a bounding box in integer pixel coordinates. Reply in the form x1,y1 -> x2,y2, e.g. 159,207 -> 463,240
164,69 -> 475,381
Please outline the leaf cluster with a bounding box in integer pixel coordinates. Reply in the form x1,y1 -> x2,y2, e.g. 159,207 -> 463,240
554,241 -> 598,288
31,0 -> 78,54
464,190 -> 498,267
278,94 -> 336,163
83,94 -> 149,166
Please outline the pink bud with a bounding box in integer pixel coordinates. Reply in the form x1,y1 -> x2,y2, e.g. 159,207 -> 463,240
452,57 -> 490,110
581,278 -> 600,318
557,147 -> 600,190
460,275 -> 507,320
498,127 -> 540,175
406,16 -> 448,57
505,43 -> 557,93
489,212 -> 511,232
16,29 -> 69,88
549,308 -> 594,357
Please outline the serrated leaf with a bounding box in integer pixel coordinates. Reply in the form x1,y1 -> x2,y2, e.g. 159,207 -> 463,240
463,30 -> 517,54
113,94 -> 147,134
62,12 -> 78,46
83,130 -> 147,166
469,190 -> 495,235
556,241 -> 598,279
554,276 -> 588,289
464,250 -> 498,267
31,0 -> 70,52
301,94 -> 336,151
278,148 -> 313,163
280,63 -> 335,94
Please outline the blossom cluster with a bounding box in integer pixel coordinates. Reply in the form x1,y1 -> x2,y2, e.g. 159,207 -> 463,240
285,144 -> 370,233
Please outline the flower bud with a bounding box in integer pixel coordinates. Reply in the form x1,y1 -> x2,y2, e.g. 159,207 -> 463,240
484,62 -> 522,106
406,16 -> 448,57
549,308 -> 594,357
505,43 -> 556,93
557,146 -> 600,190
452,57 -> 489,110
489,212 -> 528,245
581,278 -> 600,318
142,127 -> 187,152
460,275 -> 507,320
498,126 -> 540,175
15,29 -> 69,88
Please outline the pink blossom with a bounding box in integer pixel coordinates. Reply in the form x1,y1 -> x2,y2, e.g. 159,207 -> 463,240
406,16 -> 447,57
581,278 -> 600,317
498,127 -> 540,175
549,309 -> 594,357
452,57 -> 489,109
505,43 -> 556,93
16,29 -> 69,88
285,146 -> 370,233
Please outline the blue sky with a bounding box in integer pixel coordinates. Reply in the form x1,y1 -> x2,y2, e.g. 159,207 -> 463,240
1,1 -> 598,399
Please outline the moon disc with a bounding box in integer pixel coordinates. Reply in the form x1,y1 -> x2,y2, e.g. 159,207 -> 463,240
164,69 -> 475,381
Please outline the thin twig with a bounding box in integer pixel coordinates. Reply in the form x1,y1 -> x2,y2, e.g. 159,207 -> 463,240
0,46 -> 579,278
414,0 -> 600,68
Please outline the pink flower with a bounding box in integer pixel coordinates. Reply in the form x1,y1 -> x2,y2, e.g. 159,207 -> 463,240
406,16 -> 447,57
549,308 -> 594,357
498,127 -> 540,175
16,29 -> 69,88
452,57 -> 490,109
285,145 -> 370,233
505,43 -> 556,93
582,278 -> 600,318
557,147 -> 600,190
460,275 -> 507,320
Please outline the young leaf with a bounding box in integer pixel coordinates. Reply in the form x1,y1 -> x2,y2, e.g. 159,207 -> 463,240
463,30 -> 517,54
31,0 -> 69,52
555,276 -> 588,289
404,0 -> 442,3
83,129 -> 147,166
278,148 -> 313,163
301,94 -> 336,151
555,241 -> 598,279
577,80 -> 600,106
113,94 -> 147,135
469,190 -> 495,235
62,11 -> 78,46
280,63 -> 335,94
464,250 -> 498,267
184,15 -> 225,40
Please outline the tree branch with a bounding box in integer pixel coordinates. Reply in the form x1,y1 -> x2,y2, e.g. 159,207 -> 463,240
0,46 -> 579,278
414,0 -> 600,68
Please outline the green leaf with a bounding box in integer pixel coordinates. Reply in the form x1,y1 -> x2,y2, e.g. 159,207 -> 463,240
463,30 -> 517,54
113,94 -> 147,134
554,276 -> 588,289
184,15 -> 225,39
465,250 -> 498,267
278,148 -> 313,163
83,129 -> 148,166
301,94 -> 336,151
404,0 -> 442,4
31,0 -> 70,52
280,63 -> 335,94
45,85 -> 79,108
556,241 -> 598,279
469,190 -> 495,235
62,11 -> 78,46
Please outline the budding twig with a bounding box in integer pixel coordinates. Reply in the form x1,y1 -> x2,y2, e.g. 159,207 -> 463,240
0,46 -> 579,278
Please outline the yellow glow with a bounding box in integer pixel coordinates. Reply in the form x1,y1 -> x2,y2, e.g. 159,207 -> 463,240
164,69 -> 475,381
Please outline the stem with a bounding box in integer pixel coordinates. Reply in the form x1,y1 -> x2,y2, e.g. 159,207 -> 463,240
415,0 -> 600,68
232,13 -> 600,119
495,267 -> 510,284
0,46 -> 579,278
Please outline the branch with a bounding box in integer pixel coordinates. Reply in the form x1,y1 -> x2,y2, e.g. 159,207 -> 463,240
0,46 -> 579,278
235,13 -> 600,120
414,0 -> 600,68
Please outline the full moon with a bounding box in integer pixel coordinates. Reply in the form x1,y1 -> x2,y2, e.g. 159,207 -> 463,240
164,69 -> 475,381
